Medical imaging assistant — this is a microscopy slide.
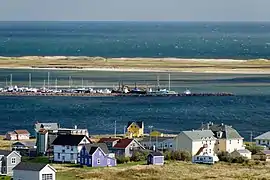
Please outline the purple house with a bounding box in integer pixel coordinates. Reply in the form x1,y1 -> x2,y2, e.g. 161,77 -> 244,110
147,151 -> 164,165
78,143 -> 116,167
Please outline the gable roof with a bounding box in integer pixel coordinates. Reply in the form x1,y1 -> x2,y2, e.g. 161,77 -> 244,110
199,123 -> 243,139
14,129 -> 30,135
149,151 -> 163,156
12,141 -> 36,147
85,143 -> 109,155
52,135 -> 90,146
0,150 -> 12,156
98,137 -> 120,143
254,131 -> 270,140
35,122 -> 59,132
127,121 -> 143,129
13,162 -> 56,172
181,130 -> 215,141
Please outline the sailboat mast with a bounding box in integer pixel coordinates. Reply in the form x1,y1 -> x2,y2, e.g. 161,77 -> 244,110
10,74 -> 12,87
29,73 -> 32,88
55,78 -> 58,91
168,73 -> 171,91
47,72 -> 50,89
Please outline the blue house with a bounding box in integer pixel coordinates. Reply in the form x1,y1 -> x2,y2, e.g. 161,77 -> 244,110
78,143 -> 116,167
147,151 -> 164,165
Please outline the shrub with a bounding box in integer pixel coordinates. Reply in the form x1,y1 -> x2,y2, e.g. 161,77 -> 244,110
164,150 -> 191,161
217,152 -> 248,164
130,150 -> 148,162
116,156 -> 130,164
246,145 -> 264,155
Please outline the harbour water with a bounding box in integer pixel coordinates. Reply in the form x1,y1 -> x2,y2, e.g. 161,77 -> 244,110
0,69 -> 270,139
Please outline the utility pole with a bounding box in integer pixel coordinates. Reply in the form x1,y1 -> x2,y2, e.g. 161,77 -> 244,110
123,125 -> 126,135
148,126 -> 153,150
250,131 -> 253,143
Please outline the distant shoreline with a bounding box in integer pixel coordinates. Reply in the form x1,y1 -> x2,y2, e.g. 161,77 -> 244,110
1,56 -> 270,74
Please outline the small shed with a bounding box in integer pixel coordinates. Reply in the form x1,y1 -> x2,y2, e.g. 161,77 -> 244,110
147,151 -> 164,165
231,149 -> 252,159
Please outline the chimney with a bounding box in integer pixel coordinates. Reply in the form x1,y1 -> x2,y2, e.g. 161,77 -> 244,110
74,125 -> 77,129
207,123 -> 210,130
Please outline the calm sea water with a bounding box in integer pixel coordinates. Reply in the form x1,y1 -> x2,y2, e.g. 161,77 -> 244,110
0,21 -> 270,59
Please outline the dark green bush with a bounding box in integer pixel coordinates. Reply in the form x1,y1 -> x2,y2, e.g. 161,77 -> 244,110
116,156 -> 130,164
130,150 -> 148,162
164,150 -> 191,161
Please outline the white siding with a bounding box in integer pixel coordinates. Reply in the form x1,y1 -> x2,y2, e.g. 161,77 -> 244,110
39,166 -> 56,180
17,134 -> 30,140
225,139 -> 244,153
13,170 -> 39,180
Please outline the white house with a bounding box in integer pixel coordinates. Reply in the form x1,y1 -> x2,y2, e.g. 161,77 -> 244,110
5,130 -> 30,141
52,134 -> 92,163
199,122 -> 245,153
254,131 -> 270,147
139,137 -> 175,150
174,130 -> 217,156
13,162 -> 56,180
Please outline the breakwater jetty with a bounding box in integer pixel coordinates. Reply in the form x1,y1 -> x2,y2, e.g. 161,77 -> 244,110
0,92 -> 234,97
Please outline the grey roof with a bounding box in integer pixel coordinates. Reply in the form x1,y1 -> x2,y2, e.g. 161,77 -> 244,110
35,123 -> 59,131
12,141 -> 36,148
254,131 -> 270,140
85,143 -> 109,155
237,149 -> 251,154
199,123 -> 243,139
149,151 -> 163,156
0,150 -> 12,156
182,130 -> 215,141
13,162 -> 53,172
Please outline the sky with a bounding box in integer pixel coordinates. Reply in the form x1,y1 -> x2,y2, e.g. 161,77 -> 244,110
0,0 -> 269,21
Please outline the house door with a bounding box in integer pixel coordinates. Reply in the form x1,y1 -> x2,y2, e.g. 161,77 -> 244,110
62,156 -> 65,162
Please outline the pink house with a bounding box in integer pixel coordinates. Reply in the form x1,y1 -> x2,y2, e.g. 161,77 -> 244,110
5,130 -> 30,141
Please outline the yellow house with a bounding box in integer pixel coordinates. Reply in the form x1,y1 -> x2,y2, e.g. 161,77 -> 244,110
126,121 -> 144,138
150,130 -> 164,137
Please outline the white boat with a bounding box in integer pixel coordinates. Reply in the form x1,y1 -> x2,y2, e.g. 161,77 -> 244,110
184,89 -> 191,95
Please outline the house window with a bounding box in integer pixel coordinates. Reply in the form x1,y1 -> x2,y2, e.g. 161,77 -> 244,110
229,140 -> 232,144
97,158 -> 100,164
169,144 -> 173,148
238,140 -> 240,144
42,174 -> 53,180
217,140 -> 219,144
209,149 -> 211,153
62,149 -> 65,153
71,146 -> 74,151
67,146 -> 70,149
107,159 -> 110,164
11,157 -> 16,164
209,141 -> 211,145
71,153 -> 74,160
58,153 -> 60,159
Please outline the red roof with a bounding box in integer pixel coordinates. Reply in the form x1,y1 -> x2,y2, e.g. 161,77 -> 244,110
113,138 -> 133,149
98,137 -> 120,143
14,130 -> 30,135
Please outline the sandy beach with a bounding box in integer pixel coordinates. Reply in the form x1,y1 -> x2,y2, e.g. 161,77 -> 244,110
1,56 -> 270,74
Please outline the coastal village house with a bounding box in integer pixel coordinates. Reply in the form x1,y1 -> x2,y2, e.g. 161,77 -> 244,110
126,121 -> 144,138
231,149 -> 252,159
35,122 -> 89,155
12,141 -> 37,157
254,131 -> 270,147
253,150 -> 270,161
52,134 -> 92,163
174,130 -> 217,156
13,162 -> 56,180
98,137 -> 145,157
78,143 -> 116,167
147,151 -> 164,165
199,122 -> 245,153
5,130 -> 30,141
0,150 -> 21,176
139,136 -> 175,151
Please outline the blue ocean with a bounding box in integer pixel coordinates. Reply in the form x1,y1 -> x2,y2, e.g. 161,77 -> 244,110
0,22 -> 270,140
0,21 -> 270,59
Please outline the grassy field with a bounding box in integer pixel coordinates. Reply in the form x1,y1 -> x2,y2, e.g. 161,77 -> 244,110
51,161 -> 270,180
1,57 -> 270,73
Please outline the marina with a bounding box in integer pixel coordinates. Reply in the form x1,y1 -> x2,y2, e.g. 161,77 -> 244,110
0,73 -> 235,97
